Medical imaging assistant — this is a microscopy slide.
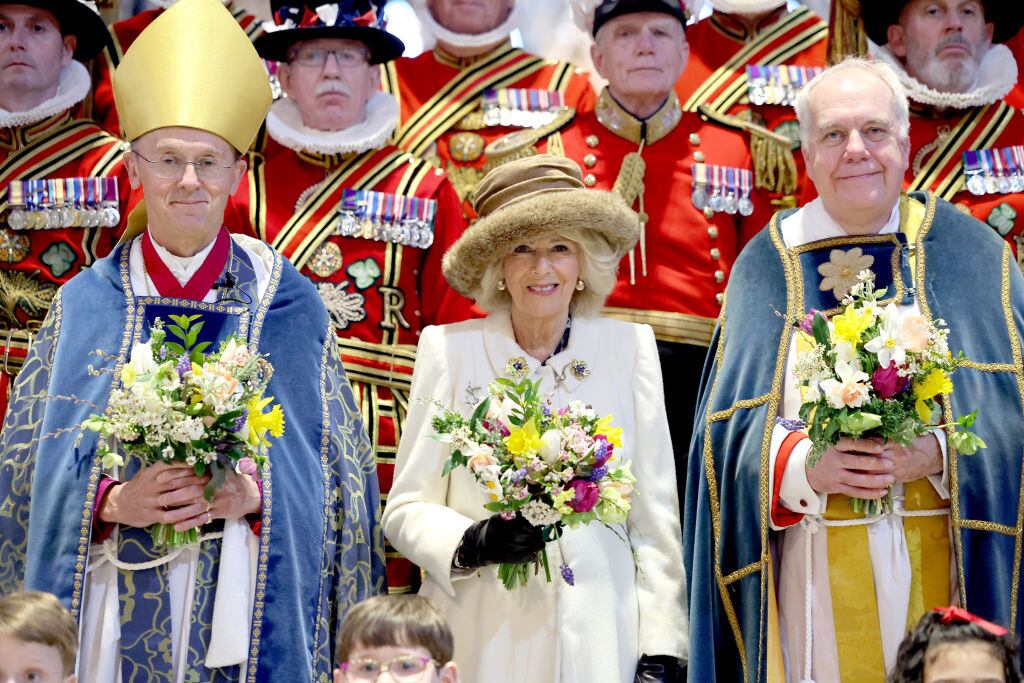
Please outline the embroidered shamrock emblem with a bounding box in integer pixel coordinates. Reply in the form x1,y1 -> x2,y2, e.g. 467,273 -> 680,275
40,241 -> 76,278
346,258 -> 381,290
987,202 -> 1017,237
505,356 -> 529,379
817,247 -> 874,301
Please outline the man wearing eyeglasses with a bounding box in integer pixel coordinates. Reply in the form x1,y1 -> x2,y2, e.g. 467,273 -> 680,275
382,0 -> 596,209
0,0 -> 136,420
0,0 -> 384,679
230,0 -> 476,595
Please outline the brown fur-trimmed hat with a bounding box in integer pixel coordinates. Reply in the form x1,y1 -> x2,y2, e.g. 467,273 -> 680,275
441,155 -> 639,300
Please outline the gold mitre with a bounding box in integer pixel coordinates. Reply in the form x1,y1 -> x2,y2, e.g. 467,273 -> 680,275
112,0 -> 272,153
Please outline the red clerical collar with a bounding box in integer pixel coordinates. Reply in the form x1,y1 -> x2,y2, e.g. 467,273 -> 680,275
141,229 -> 231,301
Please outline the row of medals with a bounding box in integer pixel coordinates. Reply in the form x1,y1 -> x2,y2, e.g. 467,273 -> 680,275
691,184 -> 755,217
336,211 -> 436,250
966,170 -> 1024,197
748,82 -> 801,107
7,204 -> 121,230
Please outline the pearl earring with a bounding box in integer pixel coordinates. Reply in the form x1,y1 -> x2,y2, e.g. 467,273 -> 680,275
575,278 -> 585,291
497,279 -> 506,291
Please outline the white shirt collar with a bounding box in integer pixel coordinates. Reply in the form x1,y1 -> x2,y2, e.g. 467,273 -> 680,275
781,197 -> 900,248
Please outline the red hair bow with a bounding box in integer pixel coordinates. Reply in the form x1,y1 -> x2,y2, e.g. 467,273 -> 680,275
933,606 -> 1009,636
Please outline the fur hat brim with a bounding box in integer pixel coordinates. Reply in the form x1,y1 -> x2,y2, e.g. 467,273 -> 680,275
442,188 -> 639,300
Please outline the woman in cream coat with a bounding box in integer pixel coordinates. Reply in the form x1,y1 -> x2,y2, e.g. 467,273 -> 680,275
383,156 -> 687,683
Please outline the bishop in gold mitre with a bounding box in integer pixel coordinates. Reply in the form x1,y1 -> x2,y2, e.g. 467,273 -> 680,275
0,0 -> 385,679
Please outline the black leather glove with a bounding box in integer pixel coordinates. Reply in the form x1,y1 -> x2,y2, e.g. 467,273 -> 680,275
634,654 -> 685,683
454,514 -> 545,569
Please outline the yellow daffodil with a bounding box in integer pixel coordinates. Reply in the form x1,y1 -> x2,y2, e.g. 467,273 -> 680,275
247,395 -> 286,447
120,365 -> 136,387
594,415 -> 623,449
505,417 -> 542,456
914,368 -> 953,401
913,368 -> 953,421
832,304 -> 873,346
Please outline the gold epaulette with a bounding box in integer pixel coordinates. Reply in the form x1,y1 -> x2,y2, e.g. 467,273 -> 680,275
698,105 -> 798,196
483,106 -> 578,167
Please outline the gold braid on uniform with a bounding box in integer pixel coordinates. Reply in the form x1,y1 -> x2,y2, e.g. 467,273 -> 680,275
698,105 -> 798,196
828,0 -> 868,64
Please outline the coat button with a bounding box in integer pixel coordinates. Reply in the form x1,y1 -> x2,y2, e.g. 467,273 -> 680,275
714,269 -> 725,283
707,226 -> 719,239
583,153 -> 597,167
716,292 -> 724,305
693,151 -> 705,162
583,174 -> 597,187
689,132 -> 701,145
586,135 -> 599,147
710,247 -> 721,260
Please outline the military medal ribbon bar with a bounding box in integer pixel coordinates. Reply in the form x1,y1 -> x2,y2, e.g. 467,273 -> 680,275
482,88 -> 566,128
5,177 -> 119,230
691,163 -> 754,217
336,188 -> 437,249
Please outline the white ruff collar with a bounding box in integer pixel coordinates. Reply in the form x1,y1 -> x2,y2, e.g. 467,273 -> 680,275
266,91 -> 398,155
708,0 -> 786,13
412,0 -> 522,49
871,42 -> 1018,110
0,61 -> 90,128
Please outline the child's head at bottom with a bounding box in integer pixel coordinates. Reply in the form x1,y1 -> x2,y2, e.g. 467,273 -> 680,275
890,606 -> 1021,683
0,591 -> 78,683
335,595 -> 458,683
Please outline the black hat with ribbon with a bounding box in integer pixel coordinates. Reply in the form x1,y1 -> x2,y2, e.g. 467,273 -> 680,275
253,0 -> 404,64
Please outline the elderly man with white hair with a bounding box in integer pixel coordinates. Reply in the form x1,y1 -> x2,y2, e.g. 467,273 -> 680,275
683,57 -> 1024,682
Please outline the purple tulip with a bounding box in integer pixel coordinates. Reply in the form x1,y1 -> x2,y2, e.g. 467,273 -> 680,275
800,309 -> 824,335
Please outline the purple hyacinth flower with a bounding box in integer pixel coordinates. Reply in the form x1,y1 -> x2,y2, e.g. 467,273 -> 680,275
228,414 -> 247,433
774,416 -> 806,431
559,563 -> 575,586
159,346 -> 169,361
176,354 -> 191,380
588,465 -> 609,482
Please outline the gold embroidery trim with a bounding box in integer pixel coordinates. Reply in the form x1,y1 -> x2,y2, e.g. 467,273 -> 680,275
602,307 -> 717,347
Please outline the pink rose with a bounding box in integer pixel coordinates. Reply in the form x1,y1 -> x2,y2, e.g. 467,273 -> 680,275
900,314 -> 931,353
871,361 -> 908,399
568,479 -> 600,513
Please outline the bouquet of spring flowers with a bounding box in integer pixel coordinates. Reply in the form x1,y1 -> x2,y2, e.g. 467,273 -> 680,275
83,314 -> 285,547
430,376 -> 636,590
792,270 -> 984,515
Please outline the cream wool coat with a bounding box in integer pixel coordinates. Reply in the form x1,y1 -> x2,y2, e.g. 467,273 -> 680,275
383,313 -> 687,683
